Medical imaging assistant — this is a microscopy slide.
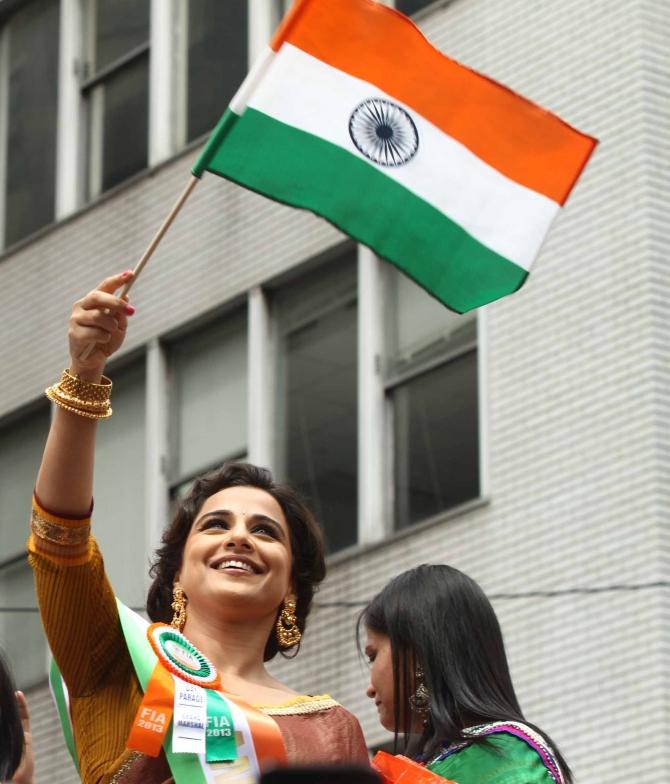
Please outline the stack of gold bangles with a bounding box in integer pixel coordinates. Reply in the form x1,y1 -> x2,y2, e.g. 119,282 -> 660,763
45,369 -> 113,419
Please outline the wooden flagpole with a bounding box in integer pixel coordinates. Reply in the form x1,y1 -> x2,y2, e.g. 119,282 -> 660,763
79,174 -> 200,360
120,173 -> 200,296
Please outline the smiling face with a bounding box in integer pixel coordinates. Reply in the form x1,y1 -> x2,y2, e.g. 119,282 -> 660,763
177,485 -> 294,624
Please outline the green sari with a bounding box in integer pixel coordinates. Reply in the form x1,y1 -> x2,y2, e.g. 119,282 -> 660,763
426,722 -> 564,784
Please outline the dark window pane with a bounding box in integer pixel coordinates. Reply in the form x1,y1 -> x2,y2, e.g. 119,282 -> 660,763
396,0 -> 434,16
0,407 -> 51,556
101,56 -> 149,192
394,351 -> 479,528
0,562 -> 47,688
385,264 -> 476,375
276,256 -> 358,553
95,0 -> 149,71
5,0 -> 59,247
170,314 -> 248,481
187,0 -> 248,141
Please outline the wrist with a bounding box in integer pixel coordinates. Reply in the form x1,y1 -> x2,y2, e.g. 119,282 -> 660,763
68,364 -> 104,383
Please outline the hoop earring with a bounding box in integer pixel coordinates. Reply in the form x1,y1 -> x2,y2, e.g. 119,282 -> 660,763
409,665 -> 430,716
276,598 -> 301,648
171,583 -> 187,632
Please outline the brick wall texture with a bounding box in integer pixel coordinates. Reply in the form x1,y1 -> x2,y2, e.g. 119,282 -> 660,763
3,0 -> 668,782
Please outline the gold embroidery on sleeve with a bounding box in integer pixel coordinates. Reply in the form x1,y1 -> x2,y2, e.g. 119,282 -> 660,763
31,509 -> 90,547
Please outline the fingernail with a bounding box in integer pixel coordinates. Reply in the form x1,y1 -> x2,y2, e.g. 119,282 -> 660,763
121,270 -> 133,279
124,304 -> 136,315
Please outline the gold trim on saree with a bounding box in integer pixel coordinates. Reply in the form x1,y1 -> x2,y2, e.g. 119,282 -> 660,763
31,508 -> 91,547
257,695 -> 339,716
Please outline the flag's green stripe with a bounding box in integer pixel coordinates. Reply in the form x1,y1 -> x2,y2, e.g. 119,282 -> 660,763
202,109 -> 527,313
192,108 -> 239,178
49,659 -> 80,774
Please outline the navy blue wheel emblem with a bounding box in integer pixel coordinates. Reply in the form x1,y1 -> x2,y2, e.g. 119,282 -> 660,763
349,98 -> 419,167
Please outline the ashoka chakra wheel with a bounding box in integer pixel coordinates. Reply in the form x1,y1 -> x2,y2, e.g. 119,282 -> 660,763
349,98 -> 419,167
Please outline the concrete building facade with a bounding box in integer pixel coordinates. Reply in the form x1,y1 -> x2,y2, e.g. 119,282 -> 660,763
0,0 -> 667,782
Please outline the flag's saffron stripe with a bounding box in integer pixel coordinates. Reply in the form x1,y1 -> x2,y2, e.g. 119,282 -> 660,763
203,108 -> 527,313
248,44 -> 558,272
271,0 -> 596,205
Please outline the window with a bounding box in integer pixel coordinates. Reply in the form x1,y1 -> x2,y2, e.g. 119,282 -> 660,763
274,252 -> 358,553
0,406 -> 51,687
168,312 -> 248,498
395,0 -> 436,16
83,0 -> 150,198
0,560 -> 46,687
1,0 -> 59,247
92,360 -> 147,607
186,0 -> 248,142
385,267 -> 479,529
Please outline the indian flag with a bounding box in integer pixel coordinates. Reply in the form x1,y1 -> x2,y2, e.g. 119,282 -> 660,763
192,0 -> 597,313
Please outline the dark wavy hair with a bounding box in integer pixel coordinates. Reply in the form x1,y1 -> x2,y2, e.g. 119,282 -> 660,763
359,565 -> 573,783
0,650 -> 24,781
146,462 -> 326,661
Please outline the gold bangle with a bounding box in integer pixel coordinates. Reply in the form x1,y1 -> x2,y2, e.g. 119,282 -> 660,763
45,369 -> 113,420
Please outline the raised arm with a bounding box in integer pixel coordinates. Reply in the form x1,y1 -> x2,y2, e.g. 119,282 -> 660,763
35,271 -> 135,516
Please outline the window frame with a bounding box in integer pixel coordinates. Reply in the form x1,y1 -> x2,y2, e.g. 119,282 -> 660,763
0,555 -> 48,688
0,399 -> 53,688
172,0 -> 253,150
0,400 -> 52,561
0,1 -> 287,247
80,0 -> 151,200
165,308 -> 250,499
271,246 -> 360,554
381,263 -> 484,533
0,0 -> 61,249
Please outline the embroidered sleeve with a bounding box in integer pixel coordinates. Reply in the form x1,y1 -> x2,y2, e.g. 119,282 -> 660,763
29,495 -> 92,564
27,494 -> 130,697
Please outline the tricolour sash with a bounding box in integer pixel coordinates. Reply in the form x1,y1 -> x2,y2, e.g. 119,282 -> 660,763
50,599 -> 288,783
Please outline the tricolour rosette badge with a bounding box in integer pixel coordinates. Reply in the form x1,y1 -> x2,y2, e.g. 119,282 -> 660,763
149,625 -> 219,686
126,623 -> 236,762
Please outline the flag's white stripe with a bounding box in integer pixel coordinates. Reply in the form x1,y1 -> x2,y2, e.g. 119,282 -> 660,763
244,44 -> 559,271
230,46 -> 275,116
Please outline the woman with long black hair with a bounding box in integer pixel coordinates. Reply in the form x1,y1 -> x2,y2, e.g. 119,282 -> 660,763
361,564 -> 572,783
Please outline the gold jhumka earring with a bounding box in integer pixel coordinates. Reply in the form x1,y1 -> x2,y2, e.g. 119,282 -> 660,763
171,583 -> 187,632
409,665 -> 430,716
276,598 -> 301,648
